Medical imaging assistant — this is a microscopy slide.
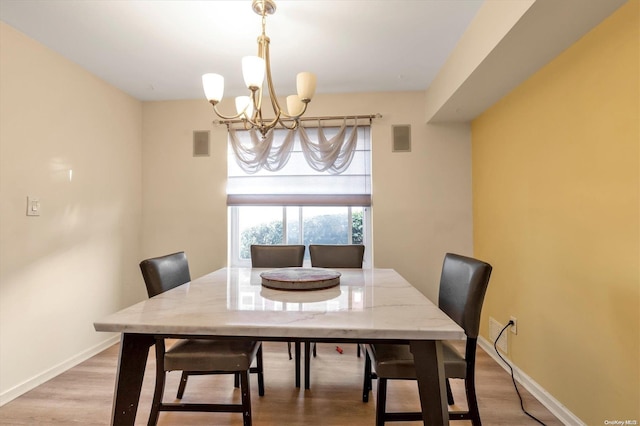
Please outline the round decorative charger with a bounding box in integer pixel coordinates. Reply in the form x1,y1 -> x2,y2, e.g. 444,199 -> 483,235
260,267 -> 341,291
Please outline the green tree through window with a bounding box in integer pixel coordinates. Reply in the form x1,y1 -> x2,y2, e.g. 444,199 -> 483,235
239,210 -> 363,259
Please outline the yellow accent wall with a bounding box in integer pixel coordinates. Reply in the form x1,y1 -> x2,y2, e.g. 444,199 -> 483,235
472,1 -> 639,423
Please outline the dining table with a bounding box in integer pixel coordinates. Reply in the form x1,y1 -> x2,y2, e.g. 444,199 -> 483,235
94,267 -> 464,425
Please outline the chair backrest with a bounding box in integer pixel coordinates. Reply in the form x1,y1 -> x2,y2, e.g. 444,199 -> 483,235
309,244 -> 365,268
438,253 -> 492,339
139,251 -> 191,297
250,245 -> 305,268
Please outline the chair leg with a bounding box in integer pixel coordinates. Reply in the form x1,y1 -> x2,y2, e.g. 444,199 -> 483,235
148,341 -> 166,426
256,344 -> 265,397
446,378 -> 454,405
465,339 -> 482,426
465,375 -> 482,426
148,372 -> 164,426
357,343 -> 361,358
287,341 -> 292,360
234,372 -> 240,388
312,342 -> 317,358
239,370 -> 252,426
363,350 -> 372,402
375,377 -> 388,426
176,371 -> 189,399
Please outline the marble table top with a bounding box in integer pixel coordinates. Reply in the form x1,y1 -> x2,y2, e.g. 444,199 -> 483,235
94,267 -> 464,342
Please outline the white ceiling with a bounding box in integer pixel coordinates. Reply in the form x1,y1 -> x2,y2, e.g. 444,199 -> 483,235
0,0 -> 484,102
0,0 -> 628,121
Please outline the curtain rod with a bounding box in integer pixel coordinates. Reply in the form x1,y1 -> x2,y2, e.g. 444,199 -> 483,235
214,113 -> 382,127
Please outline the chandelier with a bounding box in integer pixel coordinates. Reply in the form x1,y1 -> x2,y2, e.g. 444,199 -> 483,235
202,0 -> 317,137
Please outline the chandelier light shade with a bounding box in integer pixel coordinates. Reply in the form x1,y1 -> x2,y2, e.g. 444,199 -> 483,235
241,56 -> 266,90
235,96 -> 254,118
202,0 -> 317,137
202,73 -> 225,103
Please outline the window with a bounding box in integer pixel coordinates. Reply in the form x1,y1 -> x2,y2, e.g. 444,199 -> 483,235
228,125 -> 372,266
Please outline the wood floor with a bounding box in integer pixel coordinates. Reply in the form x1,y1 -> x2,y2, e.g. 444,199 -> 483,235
0,341 -> 562,425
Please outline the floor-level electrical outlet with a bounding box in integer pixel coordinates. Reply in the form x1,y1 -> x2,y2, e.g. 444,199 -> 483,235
489,317 -> 508,353
510,316 -> 518,334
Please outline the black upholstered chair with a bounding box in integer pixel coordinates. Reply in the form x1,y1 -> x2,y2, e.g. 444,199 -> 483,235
309,244 -> 365,268
140,251 -> 264,426
250,244 -> 305,386
362,253 -> 492,426
306,244 -> 365,389
250,244 -> 305,268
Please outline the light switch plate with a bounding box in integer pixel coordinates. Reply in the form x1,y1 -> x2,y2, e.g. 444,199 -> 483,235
27,196 -> 40,216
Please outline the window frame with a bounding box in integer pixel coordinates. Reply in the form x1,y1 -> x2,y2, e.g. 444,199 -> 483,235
228,205 -> 372,267
227,124 -> 372,267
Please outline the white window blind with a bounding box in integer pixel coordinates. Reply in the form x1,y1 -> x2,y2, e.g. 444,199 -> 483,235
226,125 -> 371,206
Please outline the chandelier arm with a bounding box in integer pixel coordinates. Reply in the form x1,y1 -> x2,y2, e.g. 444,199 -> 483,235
261,37 -> 304,132
276,117 -> 299,130
262,36 -> 288,122
234,88 -> 274,137
258,112 -> 281,136
279,100 -> 309,120
242,109 -> 280,136
252,64 -> 264,123
248,88 -> 263,125
252,37 -> 278,136
211,102 -> 246,121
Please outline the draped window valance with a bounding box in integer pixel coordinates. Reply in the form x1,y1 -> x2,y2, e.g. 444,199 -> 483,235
227,122 -> 371,207
228,119 -> 363,174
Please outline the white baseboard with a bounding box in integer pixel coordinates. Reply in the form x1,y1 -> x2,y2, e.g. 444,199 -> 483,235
0,334 -> 120,407
477,336 -> 585,426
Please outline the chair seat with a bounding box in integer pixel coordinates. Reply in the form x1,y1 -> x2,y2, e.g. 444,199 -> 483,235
367,341 -> 467,380
165,339 -> 261,372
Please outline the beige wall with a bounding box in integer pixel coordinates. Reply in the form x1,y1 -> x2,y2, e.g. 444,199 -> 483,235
0,23 -> 144,402
141,92 -> 473,301
471,1 -> 639,423
141,100 -> 228,278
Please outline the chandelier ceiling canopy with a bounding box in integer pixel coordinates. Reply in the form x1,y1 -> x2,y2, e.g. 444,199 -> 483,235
202,0 -> 317,137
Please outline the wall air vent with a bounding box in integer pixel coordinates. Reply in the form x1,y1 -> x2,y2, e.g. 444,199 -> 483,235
193,131 -> 210,157
392,125 -> 411,152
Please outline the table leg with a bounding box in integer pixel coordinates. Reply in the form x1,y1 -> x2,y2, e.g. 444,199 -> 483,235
409,340 -> 449,426
110,333 -> 154,426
